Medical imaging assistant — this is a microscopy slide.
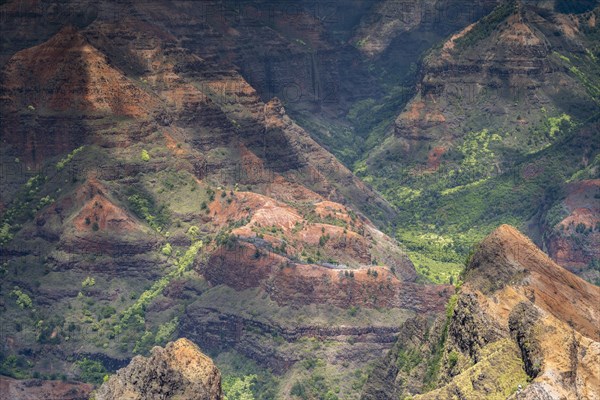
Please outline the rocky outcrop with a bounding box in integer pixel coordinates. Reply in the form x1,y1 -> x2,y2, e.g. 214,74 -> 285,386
362,2 -> 600,224
0,11 -> 425,397
508,301 -> 543,378
464,225 -> 599,339
0,25 -> 160,167
394,1 -> 595,145
362,225 -> 600,399
448,292 -> 503,362
96,338 -> 222,400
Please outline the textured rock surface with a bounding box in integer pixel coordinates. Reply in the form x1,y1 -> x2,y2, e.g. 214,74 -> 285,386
0,376 -> 93,400
202,241 -> 449,312
96,338 -> 222,400
362,225 -> 600,399
543,179 -> 600,281
352,0 -> 499,58
0,1 -> 597,399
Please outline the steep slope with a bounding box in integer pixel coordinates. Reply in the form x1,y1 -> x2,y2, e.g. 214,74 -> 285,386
0,25 -> 159,169
0,3 -> 448,399
96,338 -> 222,400
389,1 -> 598,149
356,1 -> 600,279
352,0 -> 500,58
362,225 -> 600,399
1,1 -> 598,398
542,178 -> 600,282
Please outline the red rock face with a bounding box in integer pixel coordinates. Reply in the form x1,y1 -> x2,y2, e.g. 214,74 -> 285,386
364,3 -> 596,178
545,179 -> 600,273
426,146 -> 447,171
1,26 -> 157,115
203,242 -> 450,313
466,225 -> 600,340
364,225 -> 600,400
0,25 -> 160,167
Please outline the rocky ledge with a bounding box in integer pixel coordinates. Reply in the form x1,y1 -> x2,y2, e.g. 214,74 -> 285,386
95,338 -> 222,400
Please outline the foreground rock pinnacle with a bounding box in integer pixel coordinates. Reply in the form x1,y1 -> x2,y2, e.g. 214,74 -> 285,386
96,338 -> 222,400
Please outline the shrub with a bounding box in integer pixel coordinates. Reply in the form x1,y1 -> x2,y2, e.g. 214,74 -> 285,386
133,330 -> 155,354
223,374 -> 256,400
141,149 -> 150,162
98,305 -> 116,320
448,350 -> 459,369
10,287 -> 32,309
155,318 -> 178,345
161,243 -> 173,256
36,318 -> 62,344
319,234 -> 330,247
0,354 -> 30,379
128,193 -> 168,232
56,146 -> 84,170
290,382 -> 307,398
187,226 -> 200,239
75,358 -> 107,384
82,277 -> 96,288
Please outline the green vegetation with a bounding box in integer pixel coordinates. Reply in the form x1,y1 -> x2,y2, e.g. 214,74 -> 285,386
0,354 -> 31,379
141,149 -> 151,162
161,243 -> 173,256
154,317 -> 179,345
127,192 -> 169,233
120,240 -> 203,325
569,65 -> 600,106
396,348 -> 423,373
355,108 -> 594,281
216,351 -> 280,400
75,358 -> 108,384
289,372 -> 340,400
0,174 -> 48,245
82,276 -> 96,288
547,114 -> 572,139
424,294 -> 458,390
10,287 -> 33,309
133,330 -> 155,354
0,6 -> 597,398
223,374 -> 257,400
453,129 -> 501,182
424,339 -> 529,399
56,146 -> 85,170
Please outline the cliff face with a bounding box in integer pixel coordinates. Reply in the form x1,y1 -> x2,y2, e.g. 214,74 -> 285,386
362,225 -> 600,399
389,2 -> 597,148
358,1 -> 599,281
542,179 -> 600,282
201,241 -> 449,312
352,0 -> 500,58
0,2 -> 442,398
96,338 -> 222,400
1,1 -> 598,398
